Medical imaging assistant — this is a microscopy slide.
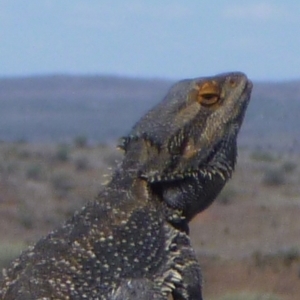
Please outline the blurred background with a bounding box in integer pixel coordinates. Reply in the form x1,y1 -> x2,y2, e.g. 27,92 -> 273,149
1,0 -> 300,80
0,1 -> 300,299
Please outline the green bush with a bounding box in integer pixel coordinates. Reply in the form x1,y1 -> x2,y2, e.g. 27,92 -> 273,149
279,247 -> 300,267
26,163 -> 44,181
17,204 -> 34,229
252,248 -> 300,268
250,150 -> 277,162
74,156 -> 90,171
262,168 -> 285,186
281,161 -> 297,173
74,135 -> 88,148
0,161 -> 19,176
51,172 -> 74,197
55,144 -> 70,162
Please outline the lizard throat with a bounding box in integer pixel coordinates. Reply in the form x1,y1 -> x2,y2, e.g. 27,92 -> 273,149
145,138 -> 236,184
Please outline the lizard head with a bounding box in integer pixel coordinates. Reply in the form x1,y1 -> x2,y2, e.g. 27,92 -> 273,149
120,72 -> 252,221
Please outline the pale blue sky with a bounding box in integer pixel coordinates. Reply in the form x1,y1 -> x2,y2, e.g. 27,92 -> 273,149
1,0 -> 300,80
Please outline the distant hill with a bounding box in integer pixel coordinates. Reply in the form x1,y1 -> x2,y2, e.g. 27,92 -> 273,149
0,75 -> 299,152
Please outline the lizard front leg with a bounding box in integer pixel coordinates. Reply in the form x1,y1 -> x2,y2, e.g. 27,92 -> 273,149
162,222 -> 203,300
172,233 -> 203,300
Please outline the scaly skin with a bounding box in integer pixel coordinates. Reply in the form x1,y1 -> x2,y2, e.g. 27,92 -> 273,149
0,72 -> 252,299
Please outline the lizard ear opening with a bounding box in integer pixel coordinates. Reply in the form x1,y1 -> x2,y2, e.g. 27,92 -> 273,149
197,81 -> 221,106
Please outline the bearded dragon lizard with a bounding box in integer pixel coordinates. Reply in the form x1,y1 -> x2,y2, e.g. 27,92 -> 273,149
0,72 -> 252,299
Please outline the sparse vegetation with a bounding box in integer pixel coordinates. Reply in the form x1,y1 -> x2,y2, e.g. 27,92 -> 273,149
281,160 -> 297,173
252,247 -> 300,269
74,156 -> 90,171
0,76 -> 299,297
55,144 -> 70,162
17,203 -> 34,229
250,150 -> 277,162
0,161 -> 19,176
280,247 -> 300,267
0,143 -> 300,298
214,292 -> 282,300
74,135 -> 88,148
25,163 -> 44,181
216,185 -> 237,205
51,171 -> 74,197
262,167 -> 285,186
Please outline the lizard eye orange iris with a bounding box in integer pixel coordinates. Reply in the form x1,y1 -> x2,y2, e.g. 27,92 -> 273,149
197,81 -> 221,106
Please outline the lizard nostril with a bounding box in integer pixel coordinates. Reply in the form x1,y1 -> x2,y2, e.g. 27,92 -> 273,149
228,78 -> 237,87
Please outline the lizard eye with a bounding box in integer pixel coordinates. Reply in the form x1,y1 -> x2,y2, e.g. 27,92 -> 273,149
197,81 -> 220,106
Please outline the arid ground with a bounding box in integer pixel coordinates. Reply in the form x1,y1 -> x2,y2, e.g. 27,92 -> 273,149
0,141 -> 299,300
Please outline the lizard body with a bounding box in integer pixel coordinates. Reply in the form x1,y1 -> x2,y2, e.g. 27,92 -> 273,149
0,72 -> 252,299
